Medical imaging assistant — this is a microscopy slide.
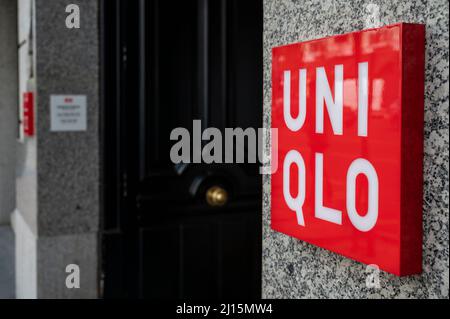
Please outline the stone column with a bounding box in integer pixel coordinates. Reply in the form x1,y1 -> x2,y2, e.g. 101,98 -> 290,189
262,0 -> 449,298
14,0 -> 100,298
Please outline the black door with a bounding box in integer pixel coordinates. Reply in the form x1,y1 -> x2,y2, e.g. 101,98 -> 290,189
102,0 -> 263,299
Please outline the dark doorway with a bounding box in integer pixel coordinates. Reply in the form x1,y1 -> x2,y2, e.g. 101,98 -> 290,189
101,0 -> 263,299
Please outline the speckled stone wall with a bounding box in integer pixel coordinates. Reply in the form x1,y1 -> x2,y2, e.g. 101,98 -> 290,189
14,0 -> 99,298
34,0 -> 99,298
35,0 -> 99,237
263,0 -> 449,298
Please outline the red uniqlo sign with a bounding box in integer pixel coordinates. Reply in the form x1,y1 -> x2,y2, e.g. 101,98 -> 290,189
271,23 -> 425,276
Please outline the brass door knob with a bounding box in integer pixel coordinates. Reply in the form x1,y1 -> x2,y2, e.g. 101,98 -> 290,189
206,186 -> 228,207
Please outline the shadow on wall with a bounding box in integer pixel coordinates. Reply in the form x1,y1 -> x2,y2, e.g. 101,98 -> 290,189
0,226 -> 15,299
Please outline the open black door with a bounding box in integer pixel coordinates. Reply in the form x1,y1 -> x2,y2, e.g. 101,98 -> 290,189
102,0 -> 263,299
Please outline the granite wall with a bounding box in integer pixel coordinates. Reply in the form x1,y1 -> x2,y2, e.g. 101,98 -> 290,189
15,0 -> 100,298
262,0 -> 449,298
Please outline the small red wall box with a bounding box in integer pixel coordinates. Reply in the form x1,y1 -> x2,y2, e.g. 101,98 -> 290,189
23,92 -> 35,136
271,23 -> 425,276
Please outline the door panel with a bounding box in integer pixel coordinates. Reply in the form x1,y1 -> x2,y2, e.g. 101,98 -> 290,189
102,0 -> 263,299
142,0 -> 198,170
140,211 -> 260,299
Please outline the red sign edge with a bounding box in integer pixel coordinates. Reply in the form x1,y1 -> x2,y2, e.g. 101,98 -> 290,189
399,23 -> 425,276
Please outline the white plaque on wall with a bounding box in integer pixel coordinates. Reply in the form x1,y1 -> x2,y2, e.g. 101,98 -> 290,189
50,95 -> 87,131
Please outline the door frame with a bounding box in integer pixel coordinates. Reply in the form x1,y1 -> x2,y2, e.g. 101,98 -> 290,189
100,0 -> 132,298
